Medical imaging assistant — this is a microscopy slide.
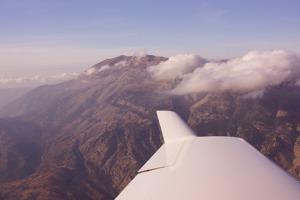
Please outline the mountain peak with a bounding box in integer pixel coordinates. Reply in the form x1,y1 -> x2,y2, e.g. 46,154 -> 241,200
83,55 -> 167,76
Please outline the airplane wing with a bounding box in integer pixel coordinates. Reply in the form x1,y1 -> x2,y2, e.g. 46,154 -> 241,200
116,111 -> 300,200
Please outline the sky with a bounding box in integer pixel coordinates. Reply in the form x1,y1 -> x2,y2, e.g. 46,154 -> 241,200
0,0 -> 300,87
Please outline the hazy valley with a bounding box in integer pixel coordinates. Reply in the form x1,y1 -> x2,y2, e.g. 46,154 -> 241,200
0,88 -> 32,110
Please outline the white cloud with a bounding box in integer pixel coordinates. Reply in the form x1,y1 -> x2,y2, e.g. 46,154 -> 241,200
99,65 -> 110,72
134,49 -> 147,59
148,54 -> 207,80
52,72 -> 78,80
151,50 -> 300,97
114,60 -> 127,67
85,67 -> 97,75
85,64 -> 110,75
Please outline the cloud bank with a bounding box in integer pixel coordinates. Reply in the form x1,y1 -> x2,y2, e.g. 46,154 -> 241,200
149,50 -> 300,97
148,54 -> 207,80
0,72 -> 78,88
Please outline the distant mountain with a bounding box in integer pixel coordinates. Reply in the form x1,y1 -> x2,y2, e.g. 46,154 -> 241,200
0,55 -> 299,199
0,87 -> 32,110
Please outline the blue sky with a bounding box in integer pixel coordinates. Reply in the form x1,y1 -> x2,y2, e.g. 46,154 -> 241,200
1,0 -> 300,81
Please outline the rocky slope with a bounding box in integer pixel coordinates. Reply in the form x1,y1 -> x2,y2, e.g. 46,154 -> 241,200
0,55 -> 299,199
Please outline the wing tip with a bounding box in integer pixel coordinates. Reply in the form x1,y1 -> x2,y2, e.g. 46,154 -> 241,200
156,110 -> 196,143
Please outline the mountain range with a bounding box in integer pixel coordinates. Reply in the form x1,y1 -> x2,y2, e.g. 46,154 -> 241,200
0,55 -> 299,199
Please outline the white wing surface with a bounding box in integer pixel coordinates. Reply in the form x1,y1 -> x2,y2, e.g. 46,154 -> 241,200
116,111 -> 300,200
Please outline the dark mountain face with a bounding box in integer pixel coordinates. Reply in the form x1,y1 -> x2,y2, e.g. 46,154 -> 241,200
0,55 -> 300,199
0,118 -> 42,183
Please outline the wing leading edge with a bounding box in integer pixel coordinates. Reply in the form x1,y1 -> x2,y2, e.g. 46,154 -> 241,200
116,111 -> 300,200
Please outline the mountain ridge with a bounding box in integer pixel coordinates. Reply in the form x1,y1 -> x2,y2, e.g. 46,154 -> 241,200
0,54 -> 300,199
